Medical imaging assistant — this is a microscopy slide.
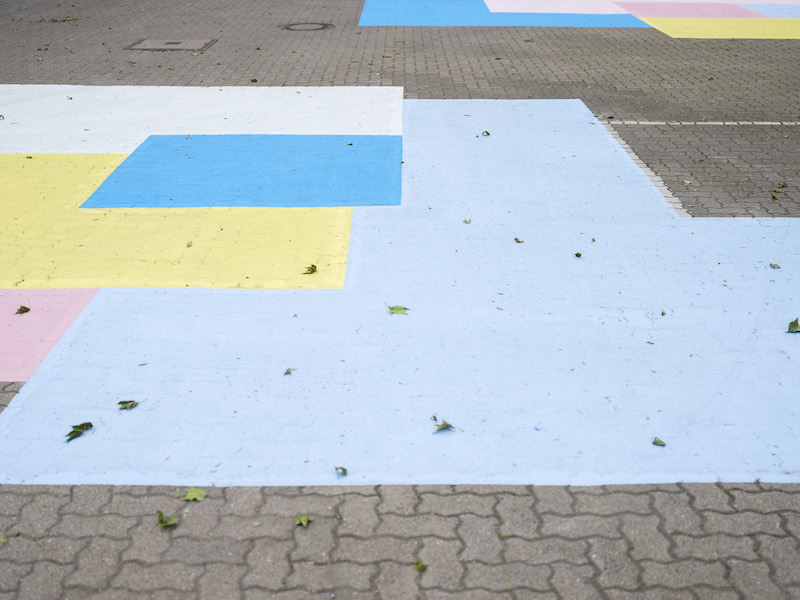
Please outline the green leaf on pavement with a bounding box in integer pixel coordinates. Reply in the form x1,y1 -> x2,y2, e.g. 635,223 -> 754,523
157,509 -> 178,528
66,422 -> 93,442
182,487 -> 207,502
414,559 -> 428,572
788,318 -> 800,333
118,400 -> 138,410
389,305 -> 409,315
652,437 -> 666,447
294,515 -> 314,528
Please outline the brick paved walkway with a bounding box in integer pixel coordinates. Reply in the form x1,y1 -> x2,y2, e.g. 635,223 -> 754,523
2,0 -> 799,596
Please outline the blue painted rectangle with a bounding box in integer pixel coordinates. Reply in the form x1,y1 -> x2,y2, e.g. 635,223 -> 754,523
82,134 -> 403,208
359,0 -> 650,26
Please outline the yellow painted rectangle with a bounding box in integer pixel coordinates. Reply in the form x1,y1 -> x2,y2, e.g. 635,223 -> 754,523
642,17 -> 800,38
1,154 -> 352,289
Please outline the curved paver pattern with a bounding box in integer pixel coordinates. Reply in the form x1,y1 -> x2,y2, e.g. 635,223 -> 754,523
2,385 -> 800,598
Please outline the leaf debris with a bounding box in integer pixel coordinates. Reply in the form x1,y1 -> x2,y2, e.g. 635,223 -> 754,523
118,400 -> 138,410
157,509 -> 178,528
788,318 -> 800,333
434,420 -> 455,433
294,515 -> 314,528
770,263 -> 780,269
66,422 -> 93,442
335,466 -> 348,476
389,305 -> 409,315
303,264 -> 317,274
652,437 -> 666,447
15,305 -> 30,314
414,559 -> 428,572
182,487 -> 207,502
514,238 -> 524,243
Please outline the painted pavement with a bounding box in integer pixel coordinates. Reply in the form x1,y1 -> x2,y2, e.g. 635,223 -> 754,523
0,85 -> 798,487
359,0 -> 800,38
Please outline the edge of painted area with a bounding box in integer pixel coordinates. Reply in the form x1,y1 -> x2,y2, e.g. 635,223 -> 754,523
359,0 -> 650,26
642,16 -> 800,37
0,289 -> 99,381
0,85 -> 404,153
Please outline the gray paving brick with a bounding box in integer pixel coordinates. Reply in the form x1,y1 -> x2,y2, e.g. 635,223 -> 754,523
671,533 -> 758,561
377,514 -> 459,538
458,514 -> 503,563
703,511 -> 783,536
332,535 -> 418,564
496,494 -> 539,539
291,516 -> 337,563
377,486 -> 419,515
540,514 -> 620,539
419,537 -> 464,590
161,535 -> 251,565
111,562 -> 203,592
504,537 -> 588,566
726,559 -> 788,599
242,538 -> 293,590
63,536 -> 127,589
286,562 -> 377,592
337,494 -> 379,537
682,484 -> 736,513
620,514 -> 672,562
532,486 -> 574,514
756,535 -> 800,586
573,492 -> 651,515
550,563 -> 604,599
16,560 -> 74,600
640,559 -> 727,588
464,562 -> 550,591
731,490 -> 800,513
198,563 -> 247,600
651,491 -> 703,535
589,537 -> 639,589
418,493 -> 495,516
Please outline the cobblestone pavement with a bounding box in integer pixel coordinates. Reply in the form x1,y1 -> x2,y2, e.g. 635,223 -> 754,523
1,0 -> 799,216
1,385 -> 800,600
2,0 -> 800,596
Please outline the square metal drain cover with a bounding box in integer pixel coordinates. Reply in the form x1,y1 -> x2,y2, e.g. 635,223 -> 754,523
125,38 -> 217,51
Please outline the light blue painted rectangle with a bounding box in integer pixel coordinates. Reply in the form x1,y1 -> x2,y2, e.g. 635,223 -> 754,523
82,134 -> 403,208
739,3 -> 800,17
359,0 -> 650,26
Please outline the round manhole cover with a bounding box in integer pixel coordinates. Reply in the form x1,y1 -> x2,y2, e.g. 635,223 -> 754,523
283,22 -> 334,31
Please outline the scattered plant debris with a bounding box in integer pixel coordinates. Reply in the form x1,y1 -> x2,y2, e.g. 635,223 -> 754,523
335,466 -> 348,476
514,238 -> 524,243
303,264 -> 317,274
652,437 -> 666,447
414,559 -> 428,572
15,305 -> 30,314
388,305 -> 409,315
186,241 -> 192,247
463,218 -> 472,224
294,515 -> 314,528
788,318 -> 800,333
182,487 -> 207,502
575,252 -> 582,258
284,368 -> 293,375
157,510 -> 177,528
434,420 -> 454,433
66,422 -> 93,442
770,263 -> 781,269
481,131 -> 490,136
250,78 -> 258,83
118,400 -> 138,410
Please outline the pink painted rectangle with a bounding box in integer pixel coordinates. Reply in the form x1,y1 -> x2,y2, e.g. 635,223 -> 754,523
485,0 -> 629,14
615,1 -> 770,17
0,289 -> 98,381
